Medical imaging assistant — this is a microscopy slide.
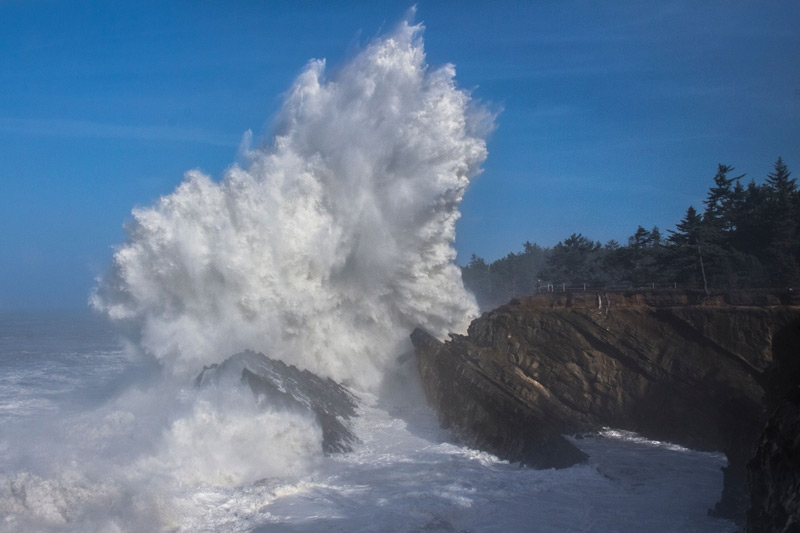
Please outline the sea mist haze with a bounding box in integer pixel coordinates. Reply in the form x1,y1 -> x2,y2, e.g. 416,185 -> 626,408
1,15 -> 736,532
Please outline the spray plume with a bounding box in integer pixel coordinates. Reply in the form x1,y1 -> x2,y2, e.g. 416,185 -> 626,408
92,17 -> 491,390
1,18 -> 497,530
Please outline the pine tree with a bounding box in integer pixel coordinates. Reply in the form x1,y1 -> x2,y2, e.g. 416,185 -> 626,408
601,240 -> 627,285
730,179 -> 769,281
520,241 -> 549,293
765,157 -> 796,203
461,254 -> 491,307
703,164 -> 743,236
543,233 -> 603,286
650,226 -> 662,247
668,206 -> 702,247
667,206 -> 709,291
764,157 -> 799,285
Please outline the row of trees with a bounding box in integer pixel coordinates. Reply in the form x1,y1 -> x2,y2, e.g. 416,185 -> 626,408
462,158 -> 798,310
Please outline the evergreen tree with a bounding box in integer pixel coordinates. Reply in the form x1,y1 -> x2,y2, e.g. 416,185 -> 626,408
618,225 -> 667,287
765,157 -> 796,203
461,244 -> 551,310
626,226 -> 653,286
650,226 -> 662,247
459,156 -> 798,311
729,179 -> 769,283
461,254 -> 491,307
668,206 -> 702,247
763,157 -> 799,285
696,165 -> 745,288
601,240 -> 628,285
542,233 -> 603,285
520,241 -> 550,293
703,164 -> 743,235
667,206 -> 708,289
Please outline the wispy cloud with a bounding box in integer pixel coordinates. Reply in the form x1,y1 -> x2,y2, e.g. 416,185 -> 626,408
0,117 -> 240,147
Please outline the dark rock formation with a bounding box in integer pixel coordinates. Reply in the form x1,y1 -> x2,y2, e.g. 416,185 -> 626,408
411,328 -> 587,469
412,289 -> 800,522
196,350 -> 358,453
746,387 -> 800,532
746,311 -> 800,532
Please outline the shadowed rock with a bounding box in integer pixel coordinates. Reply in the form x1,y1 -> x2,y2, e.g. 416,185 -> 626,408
196,350 -> 358,453
746,313 -> 800,532
746,387 -> 800,532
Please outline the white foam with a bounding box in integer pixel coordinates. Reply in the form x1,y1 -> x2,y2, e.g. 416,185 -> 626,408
91,16 -> 490,390
181,398 -> 735,533
0,14 -> 736,533
142,389 -> 323,487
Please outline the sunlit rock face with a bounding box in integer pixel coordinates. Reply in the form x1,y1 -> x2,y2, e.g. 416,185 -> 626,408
412,289 -> 800,521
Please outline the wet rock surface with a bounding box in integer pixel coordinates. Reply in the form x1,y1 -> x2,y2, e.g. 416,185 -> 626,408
412,290 -> 800,522
197,350 -> 358,453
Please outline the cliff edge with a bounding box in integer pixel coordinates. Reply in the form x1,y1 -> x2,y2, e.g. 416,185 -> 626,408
411,289 -> 800,523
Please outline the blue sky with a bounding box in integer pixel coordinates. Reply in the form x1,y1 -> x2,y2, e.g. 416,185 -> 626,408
2,1 -> 799,309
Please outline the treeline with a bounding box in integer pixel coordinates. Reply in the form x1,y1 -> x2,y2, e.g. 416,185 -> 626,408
462,158 -> 799,310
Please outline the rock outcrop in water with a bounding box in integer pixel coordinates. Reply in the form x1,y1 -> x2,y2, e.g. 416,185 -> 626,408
412,289 -> 800,522
196,351 -> 358,453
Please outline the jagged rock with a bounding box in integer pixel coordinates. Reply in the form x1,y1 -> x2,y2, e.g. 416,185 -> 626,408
196,350 -> 358,453
746,387 -> 800,532
412,290 -> 800,522
746,312 -> 800,532
411,328 -> 587,469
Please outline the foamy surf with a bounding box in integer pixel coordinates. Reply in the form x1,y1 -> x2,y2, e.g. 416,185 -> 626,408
0,12 -> 736,532
4,15 -> 492,530
0,321 -> 736,531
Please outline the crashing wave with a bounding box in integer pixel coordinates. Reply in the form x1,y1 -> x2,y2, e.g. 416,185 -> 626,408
91,15 -> 492,392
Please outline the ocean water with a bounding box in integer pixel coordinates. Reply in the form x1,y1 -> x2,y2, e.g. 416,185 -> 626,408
0,311 -> 135,422
0,311 -> 736,532
1,15 -> 738,532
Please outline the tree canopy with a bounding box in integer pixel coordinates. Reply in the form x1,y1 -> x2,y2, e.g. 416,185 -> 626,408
462,157 -> 798,310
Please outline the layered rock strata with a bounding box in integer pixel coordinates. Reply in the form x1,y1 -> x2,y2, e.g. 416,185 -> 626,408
412,290 -> 800,521
196,350 -> 358,453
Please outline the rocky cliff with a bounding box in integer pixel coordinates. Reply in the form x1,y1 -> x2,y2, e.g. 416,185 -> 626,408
411,289 -> 800,522
746,302 -> 800,532
746,386 -> 800,531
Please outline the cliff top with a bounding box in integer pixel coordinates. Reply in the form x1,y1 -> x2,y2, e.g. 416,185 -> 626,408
501,288 -> 800,311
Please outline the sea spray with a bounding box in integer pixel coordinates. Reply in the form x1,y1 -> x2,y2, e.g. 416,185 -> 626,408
0,17 -> 739,533
0,17 -> 493,531
91,17 -> 491,390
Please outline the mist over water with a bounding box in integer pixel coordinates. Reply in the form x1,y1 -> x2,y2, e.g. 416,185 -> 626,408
0,16 -> 737,533
1,18 -> 494,530
91,17 -> 488,389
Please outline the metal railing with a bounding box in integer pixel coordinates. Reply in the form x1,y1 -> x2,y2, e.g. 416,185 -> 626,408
535,282 -> 683,293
